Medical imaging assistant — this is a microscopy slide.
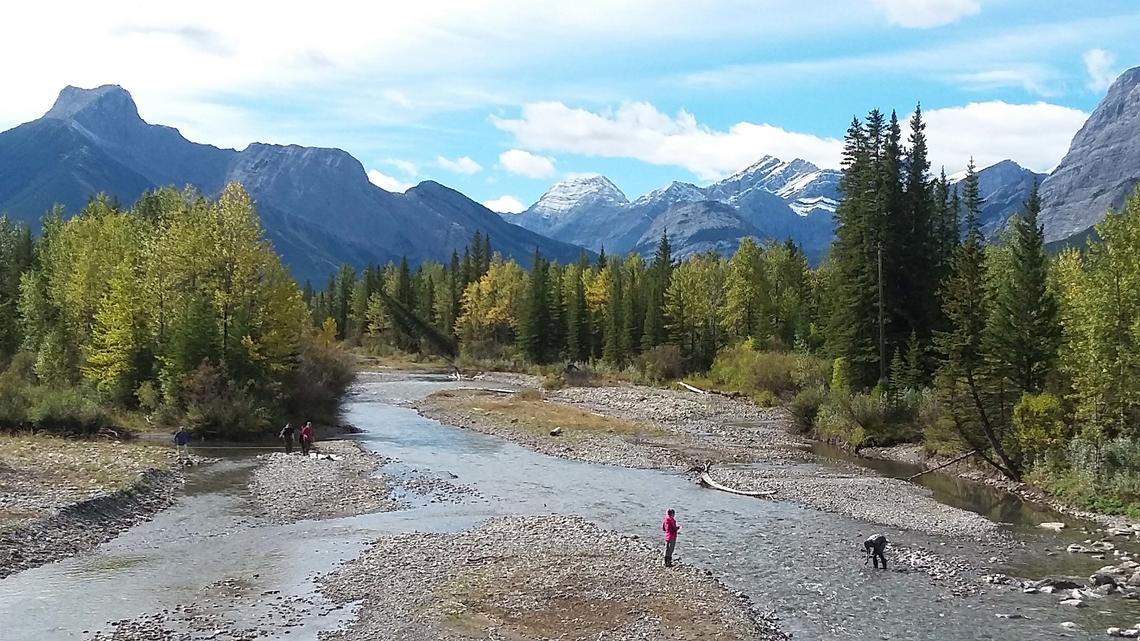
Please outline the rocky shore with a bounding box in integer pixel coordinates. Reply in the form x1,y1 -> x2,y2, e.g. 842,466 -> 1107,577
248,439 -> 397,523
0,468 -> 181,579
318,514 -> 785,641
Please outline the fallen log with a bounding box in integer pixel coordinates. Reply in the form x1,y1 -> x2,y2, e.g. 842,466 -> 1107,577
678,381 -> 708,395
903,449 -> 978,481
698,472 -> 776,498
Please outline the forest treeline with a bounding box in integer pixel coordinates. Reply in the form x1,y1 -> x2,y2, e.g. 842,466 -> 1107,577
0,184 -> 353,438
313,106 -> 1140,517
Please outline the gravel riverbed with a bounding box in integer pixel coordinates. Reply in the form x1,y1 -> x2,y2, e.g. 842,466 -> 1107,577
318,514 -> 785,641
417,383 -> 1001,540
248,440 -> 397,523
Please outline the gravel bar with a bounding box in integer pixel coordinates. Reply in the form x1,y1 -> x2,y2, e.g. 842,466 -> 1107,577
318,514 -> 786,641
248,440 -> 396,523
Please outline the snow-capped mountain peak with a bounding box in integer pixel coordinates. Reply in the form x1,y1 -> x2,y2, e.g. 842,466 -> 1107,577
530,174 -> 628,219
633,180 -> 706,207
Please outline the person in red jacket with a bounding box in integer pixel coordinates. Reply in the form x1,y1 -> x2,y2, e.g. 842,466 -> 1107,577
299,422 -> 315,456
662,509 -> 680,567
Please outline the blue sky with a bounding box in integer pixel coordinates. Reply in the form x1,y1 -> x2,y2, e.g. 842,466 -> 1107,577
3,1 -> 1138,212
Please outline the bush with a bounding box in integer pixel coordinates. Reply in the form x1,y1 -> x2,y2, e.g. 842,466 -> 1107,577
789,386 -> 826,434
814,388 -> 926,449
181,362 -> 267,438
285,331 -> 357,421
1013,392 -> 1069,464
26,386 -> 112,434
706,347 -> 799,398
1028,430 -> 1140,516
516,387 -> 544,401
638,345 -> 684,382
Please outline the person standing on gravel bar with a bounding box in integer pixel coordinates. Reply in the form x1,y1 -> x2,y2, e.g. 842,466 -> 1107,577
663,509 -> 680,567
279,423 -> 295,454
174,426 -> 191,462
299,422 -> 315,456
864,533 -> 888,569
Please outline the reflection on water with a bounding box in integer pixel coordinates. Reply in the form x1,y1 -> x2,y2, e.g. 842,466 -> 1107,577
2,374 -> 1139,641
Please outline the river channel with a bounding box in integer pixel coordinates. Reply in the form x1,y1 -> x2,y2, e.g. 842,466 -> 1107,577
2,374 -> 1139,640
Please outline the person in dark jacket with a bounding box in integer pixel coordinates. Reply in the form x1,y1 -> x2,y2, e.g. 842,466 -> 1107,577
174,427 -> 191,462
864,533 -> 889,569
279,423 -> 295,454
662,509 -> 681,567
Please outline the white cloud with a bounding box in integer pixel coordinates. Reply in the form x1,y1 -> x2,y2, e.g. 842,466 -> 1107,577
367,169 -> 414,193
387,159 -> 418,176
1084,48 -> 1118,92
498,149 -> 558,179
872,0 -> 980,28
435,155 -> 482,174
493,102 -> 841,181
923,101 -> 1088,174
483,195 -> 527,213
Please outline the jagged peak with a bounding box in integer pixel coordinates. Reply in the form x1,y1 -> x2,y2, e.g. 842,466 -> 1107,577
530,174 -> 629,215
44,84 -> 139,122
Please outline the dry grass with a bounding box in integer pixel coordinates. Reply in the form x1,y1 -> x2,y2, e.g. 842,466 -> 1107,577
433,389 -> 663,441
0,435 -> 172,528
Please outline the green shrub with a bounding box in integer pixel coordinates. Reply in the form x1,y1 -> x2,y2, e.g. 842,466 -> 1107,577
135,381 -> 161,413
540,373 -> 565,390
1013,392 -> 1069,464
789,386 -> 826,433
27,386 -> 111,434
792,354 -> 832,392
181,362 -> 266,438
638,345 -> 684,382
814,388 -> 925,449
706,347 -> 799,398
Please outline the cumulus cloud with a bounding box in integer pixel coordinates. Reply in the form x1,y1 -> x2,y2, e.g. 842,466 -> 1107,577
498,149 -> 558,179
872,0 -> 980,28
386,159 -> 418,176
436,155 -> 482,174
483,195 -> 527,213
923,101 -> 1088,174
367,169 -> 414,193
1084,48 -> 1118,92
493,102 -> 841,181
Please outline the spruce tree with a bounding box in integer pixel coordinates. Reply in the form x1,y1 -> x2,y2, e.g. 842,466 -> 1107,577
642,229 -> 672,350
935,159 -> 1022,480
518,251 -> 550,362
986,181 -> 1060,393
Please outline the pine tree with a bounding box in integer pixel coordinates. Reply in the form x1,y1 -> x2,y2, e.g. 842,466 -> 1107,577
986,181 -> 1060,393
518,251 -> 550,362
602,257 -> 625,365
565,259 -> 588,361
547,262 -> 566,360
935,159 -> 1022,480
642,230 -> 672,350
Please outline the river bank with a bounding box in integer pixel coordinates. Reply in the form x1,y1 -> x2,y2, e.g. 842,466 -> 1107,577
0,435 -> 182,579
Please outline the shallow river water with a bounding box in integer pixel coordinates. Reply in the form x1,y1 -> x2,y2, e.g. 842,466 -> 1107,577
3,375 -> 1140,640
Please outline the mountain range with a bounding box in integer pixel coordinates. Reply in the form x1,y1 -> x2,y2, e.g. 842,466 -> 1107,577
505,157 -> 840,262
0,85 -> 584,284
2,67 -> 1138,281
506,153 -> 1047,262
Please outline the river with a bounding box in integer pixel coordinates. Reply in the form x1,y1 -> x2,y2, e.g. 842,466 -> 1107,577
2,374 -> 1138,640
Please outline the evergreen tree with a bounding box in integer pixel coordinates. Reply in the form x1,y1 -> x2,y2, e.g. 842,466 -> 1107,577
986,182 -> 1060,393
642,230 -> 672,350
935,159 -> 1022,480
518,251 -> 550,362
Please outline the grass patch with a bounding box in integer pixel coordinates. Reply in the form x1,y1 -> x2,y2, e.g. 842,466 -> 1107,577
431,389 -> 662,441
0,434 -> 171,496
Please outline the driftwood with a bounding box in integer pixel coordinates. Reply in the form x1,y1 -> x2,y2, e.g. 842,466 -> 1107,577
904,449 -> 978,481
698,470 -> 777,498
678,381 -> 708,395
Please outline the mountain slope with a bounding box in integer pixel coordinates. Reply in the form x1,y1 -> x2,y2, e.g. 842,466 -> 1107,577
0,85 -> 585,283
1040,66 -> 1140,242
950,160 -> 1046,239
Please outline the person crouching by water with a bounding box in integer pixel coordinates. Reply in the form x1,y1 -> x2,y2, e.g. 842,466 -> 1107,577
663,509 -> 681,567
299,422 -> 315,456
174,426 -> 191,463
279,423 -> 295,454
864,533 -> 889,569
